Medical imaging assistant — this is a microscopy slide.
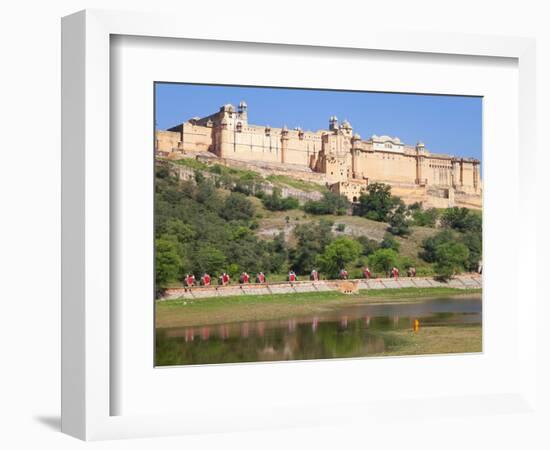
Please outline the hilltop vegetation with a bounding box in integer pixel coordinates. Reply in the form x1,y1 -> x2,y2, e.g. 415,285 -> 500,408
155,160 -> 482,291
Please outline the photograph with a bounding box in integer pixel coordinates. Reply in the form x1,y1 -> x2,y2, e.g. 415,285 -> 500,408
154,83 -> 483,366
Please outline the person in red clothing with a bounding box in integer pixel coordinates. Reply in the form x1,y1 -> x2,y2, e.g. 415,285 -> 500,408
256,272 -> 266,283
185,273 -> 196,287
221,272 -> 230,286
339,269 -> 349,280
310,269 -> 319,281
288,271 -> 297,282
363,267 -> 371,279
201,273 -> 211,286
392,267 -> 399,279
240,272 -> 250,284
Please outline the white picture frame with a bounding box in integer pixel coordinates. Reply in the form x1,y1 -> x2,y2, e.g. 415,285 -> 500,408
61,9 -> 539,441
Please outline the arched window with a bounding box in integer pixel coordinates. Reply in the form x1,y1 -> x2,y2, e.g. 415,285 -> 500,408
236,122 -> 242,133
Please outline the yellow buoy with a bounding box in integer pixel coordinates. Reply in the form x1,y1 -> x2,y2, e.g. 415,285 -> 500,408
413,319 -> 420,332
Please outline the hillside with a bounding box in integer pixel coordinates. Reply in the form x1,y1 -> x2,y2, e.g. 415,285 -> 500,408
155,158 -> 482,290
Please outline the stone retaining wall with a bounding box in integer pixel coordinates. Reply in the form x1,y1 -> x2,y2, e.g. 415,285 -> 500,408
160,274 -> 482,301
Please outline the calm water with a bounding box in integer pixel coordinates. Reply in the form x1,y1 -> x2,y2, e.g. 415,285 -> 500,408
155,296 -> 482,366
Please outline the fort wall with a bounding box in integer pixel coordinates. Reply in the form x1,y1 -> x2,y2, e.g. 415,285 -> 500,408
155,101 -> 482,209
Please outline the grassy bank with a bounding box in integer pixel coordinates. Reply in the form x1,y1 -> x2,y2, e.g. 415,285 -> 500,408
156,287 -> 481,329
368,324 -> 482,356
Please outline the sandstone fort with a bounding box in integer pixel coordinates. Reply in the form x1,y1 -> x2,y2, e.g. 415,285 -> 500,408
155,101 -> 482,209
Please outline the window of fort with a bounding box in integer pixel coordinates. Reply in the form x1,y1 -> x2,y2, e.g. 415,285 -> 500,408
236,122 -> 242,133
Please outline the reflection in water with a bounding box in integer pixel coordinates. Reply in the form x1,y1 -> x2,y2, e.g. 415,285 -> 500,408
156,296 -> 482,366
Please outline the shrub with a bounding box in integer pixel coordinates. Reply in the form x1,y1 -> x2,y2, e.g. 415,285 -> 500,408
368,248 -> 399,275
420,229 -> 456,262
434,242 -> 470,280
220,192 -> 255,222
410,206 -> 438,227
303,192 -> 350,215
357,235 -> 379,256
317,237 -> 362,278
380,233 -> 400,252
155,238 -> 182,287
387,204 -> 411,236
441,207 -> 482,233
290,220 -> 334,274
262,188 -> 300,211
353,183 -> 402,222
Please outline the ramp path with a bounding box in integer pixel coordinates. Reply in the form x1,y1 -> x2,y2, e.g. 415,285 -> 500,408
160,274 -> 482,301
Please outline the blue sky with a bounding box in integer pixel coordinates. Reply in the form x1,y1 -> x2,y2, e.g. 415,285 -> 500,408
155,83 -> 482,161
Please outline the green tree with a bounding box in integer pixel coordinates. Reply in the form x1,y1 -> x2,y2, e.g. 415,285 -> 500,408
420,229 -> 456,262
357,235 -> 379,256
164,218 -> 195,243
155,238 -> 182,287
409,203 -> 438,227
368,248 -> 399,274
264,232 -> 288,273
399,256 -> 415,270
193,244 -> 226,275
461,230 -> 482,272
441,207 -> 482,233
303,192 -> 350,215
387,204 -> 411,236
220,192 -> 255,222
380,232 -> 401,252
195,179 -> 222,210
434,242 -> 470,280
262,188 -> 300,211
316,237 -> 361,278
354,183 -> 401,222
290,220 -> 333,274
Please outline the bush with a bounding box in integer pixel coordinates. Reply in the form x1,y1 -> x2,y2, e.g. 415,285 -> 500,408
303,192 -> 350,215
434,242 -> 470,280
420,229 -> 455,262
353,183 -> 402,222
398,256 -> 415,270
441,207 -> 482,233
368,248 -> 399,275
357,235 -> 379,256
387,204 -> 411,236
380,233 -> 400,252
316,237 -> 362,278
220,192 -> 255,222
461,230 -> 482,272
409,204 -> 438,227
262,187 -> 300,211
193,244 -> 227,276
290,220 -> 334,274
155,238 -> 182,287
335,223 -> 346,232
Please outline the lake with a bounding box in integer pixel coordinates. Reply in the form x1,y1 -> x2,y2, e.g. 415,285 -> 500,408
155,296 -> 482,366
